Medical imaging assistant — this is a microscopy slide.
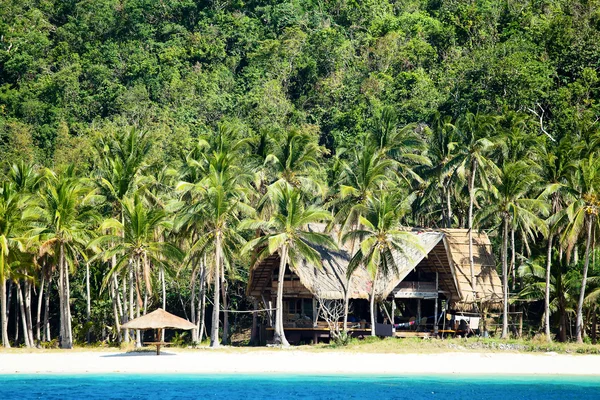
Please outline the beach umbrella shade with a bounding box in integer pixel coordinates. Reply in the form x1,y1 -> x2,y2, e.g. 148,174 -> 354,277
121,308 -> 196,354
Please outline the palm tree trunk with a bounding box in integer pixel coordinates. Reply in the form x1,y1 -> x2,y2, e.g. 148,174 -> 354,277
86,263 -> 91,344
221,265 -> 229,345
545,234 -> 553,342
370,269 -> 379,337
24,281 -> 34,347
210,233 -> 222,348
43,276 -> 51,342
576,216 -> 594,344
501,216 -> 509,339
58,242 -> 72,348
111,272 -> 122,343
274,245 -> 290,347
16,282 -> 31,348
1,255 -> 9,347
446,181 -> 453,228
36,274 -> 45,343
510,227 -> 516,291
129,261 -> 134,344
198,258 -> 206,343
190,265 -> 197,343
64,245 -> 73,349
468,159 -> 478,297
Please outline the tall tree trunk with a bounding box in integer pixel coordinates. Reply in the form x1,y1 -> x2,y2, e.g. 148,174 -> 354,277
43,276 -> 51,342
58,242 -> 71,348
370,269 -> 380,337
190,264 -> 197,343
274,246 -> 290,347
111,272 -> 122,343
510,226 -> 516,291
210,234 -> 222,348
545,234 -> 553,342
576,216 -> 594,344
24,280 -> 34,347
468,159 -> 478,298
86,263 -> 91,344
1,273 -> 9,347
501,216 -> 509,339
198,258 -> 206,344
221,264 -> 229,345
16,282 -> 31,348
36,274 -> 45,343
446,181 -> 453,228
64,244 -> 73,348
129,261 -> 134,345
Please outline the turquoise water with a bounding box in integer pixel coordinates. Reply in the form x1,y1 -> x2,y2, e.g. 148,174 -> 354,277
1,374 -> 599,399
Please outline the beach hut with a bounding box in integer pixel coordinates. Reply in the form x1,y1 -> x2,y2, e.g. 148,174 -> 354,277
247,226 -> 502,343
121,308 -> 196,354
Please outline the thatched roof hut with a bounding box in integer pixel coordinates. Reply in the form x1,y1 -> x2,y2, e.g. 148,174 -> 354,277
121,308 -> 196,330
247,226 -> 502,310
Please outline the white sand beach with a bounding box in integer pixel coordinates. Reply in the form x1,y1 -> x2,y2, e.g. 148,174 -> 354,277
1,350 -> 599,375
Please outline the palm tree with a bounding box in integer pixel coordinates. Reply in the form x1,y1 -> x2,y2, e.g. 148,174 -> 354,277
178,145 -> 251,348
342,191 -> 423,336
454,112 -> 499,299
241,182 -> 336,347
0,181 -> 28,348
370,106 -> 430,185
328,145 -> 394,330
91,195 -> 183,346
559,154 -> 600,343
539,138 -> 579,341
478,161 -> 548,338
267,128 -> 326,195
34,168 -> 98,348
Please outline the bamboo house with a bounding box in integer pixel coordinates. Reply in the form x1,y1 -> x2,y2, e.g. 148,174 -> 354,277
248,226 -> 502,344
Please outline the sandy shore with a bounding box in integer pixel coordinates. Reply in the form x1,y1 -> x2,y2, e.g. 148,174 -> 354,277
1,349 -> 600,375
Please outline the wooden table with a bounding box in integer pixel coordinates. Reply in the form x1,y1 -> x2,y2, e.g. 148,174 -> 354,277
144,341 -> 171,355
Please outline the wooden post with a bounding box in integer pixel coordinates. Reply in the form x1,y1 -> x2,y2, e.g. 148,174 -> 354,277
518,312 -> 523,338
434,272 -> 439,336
417,299 -> 421,323
391,298 -> 396,332
593,308 -> 597,345
312,297 -> 318,328
250,299 -> 258,346
156,328 -> 162,355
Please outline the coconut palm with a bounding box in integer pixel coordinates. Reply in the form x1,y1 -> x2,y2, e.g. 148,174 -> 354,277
0,181 -> 28,348
93,127 -> 151,343
370,106 -> 430,185
241,182 -> 336,347
91,194 -> 183,346
453,112 -> 499,299
33,168 -> 99,348
178,147 -> 252,348
538,138 -> 580,341
267,128 -> 326,196
478,161 -> 549,338
559,154 -> 600,343
328,145 -> 394,330
342,191 -> 423,336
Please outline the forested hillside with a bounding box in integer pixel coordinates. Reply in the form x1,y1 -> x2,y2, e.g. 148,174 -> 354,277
1,1 -> 600,348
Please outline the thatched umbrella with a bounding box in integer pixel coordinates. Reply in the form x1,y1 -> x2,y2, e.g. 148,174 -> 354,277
121,308 -> 196,355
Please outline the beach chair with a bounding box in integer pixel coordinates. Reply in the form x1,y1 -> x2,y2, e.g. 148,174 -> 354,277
416,317 -> 428,332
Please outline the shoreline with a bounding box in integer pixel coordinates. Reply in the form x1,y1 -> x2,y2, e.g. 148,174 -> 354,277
2,350 -> 600,376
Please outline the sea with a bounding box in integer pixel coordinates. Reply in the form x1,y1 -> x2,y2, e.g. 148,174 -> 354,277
0,374 -> 599,399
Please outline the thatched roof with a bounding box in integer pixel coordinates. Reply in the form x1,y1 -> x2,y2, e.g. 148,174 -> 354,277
249,225 -> 460,301
300,227 -> 447,301
439,229 -> 503,310
121,308 -> 196,330
248,226 -> 503,308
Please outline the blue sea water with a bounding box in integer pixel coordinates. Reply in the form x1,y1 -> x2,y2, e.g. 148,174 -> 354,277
0,374 -> 599,400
